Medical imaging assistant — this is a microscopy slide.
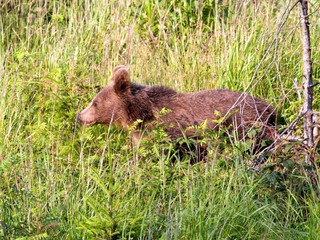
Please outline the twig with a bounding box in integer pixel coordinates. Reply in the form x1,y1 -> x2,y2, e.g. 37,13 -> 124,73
221,0 -> 300,121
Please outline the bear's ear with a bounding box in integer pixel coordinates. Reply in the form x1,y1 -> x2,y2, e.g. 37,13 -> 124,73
112,66 -> 131,95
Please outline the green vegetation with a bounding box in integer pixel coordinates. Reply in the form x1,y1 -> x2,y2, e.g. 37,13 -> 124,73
1,0 -> 320,239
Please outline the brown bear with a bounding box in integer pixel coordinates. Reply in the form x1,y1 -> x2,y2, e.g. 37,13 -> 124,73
77,66 -> 276,150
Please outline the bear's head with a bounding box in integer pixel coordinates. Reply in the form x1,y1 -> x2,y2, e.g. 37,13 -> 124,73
76,66 -> 131,127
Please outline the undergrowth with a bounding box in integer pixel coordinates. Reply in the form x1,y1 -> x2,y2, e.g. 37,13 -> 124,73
0,0 -> 320,239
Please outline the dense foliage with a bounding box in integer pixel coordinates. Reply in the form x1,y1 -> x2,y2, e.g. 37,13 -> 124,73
0,0 -> 319,239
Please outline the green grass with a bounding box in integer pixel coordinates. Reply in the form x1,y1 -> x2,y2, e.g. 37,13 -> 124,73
1,0 -> 320,239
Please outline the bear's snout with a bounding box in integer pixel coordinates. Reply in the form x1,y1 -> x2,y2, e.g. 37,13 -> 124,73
76,112 -> 92,125
76,113 -> 83,124
75,105 -> 98,126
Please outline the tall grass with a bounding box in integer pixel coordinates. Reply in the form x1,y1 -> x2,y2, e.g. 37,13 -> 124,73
0,0 -> 320,239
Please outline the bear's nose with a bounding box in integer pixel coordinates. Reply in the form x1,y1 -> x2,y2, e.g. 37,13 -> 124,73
76,113 -> 82,123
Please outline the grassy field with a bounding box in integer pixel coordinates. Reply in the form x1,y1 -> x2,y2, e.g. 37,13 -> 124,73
1,0 -> 320,239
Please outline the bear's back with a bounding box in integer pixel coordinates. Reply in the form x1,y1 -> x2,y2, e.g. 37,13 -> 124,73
155,89 -> 276,139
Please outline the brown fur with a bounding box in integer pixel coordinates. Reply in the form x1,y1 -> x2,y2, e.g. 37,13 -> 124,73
77,66 -> 277,145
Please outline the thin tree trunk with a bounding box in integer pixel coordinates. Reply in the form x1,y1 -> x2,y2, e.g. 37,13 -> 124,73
299,0 -> 314,163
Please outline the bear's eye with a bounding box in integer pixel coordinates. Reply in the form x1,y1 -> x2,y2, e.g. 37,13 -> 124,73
92,100 -> 98,107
